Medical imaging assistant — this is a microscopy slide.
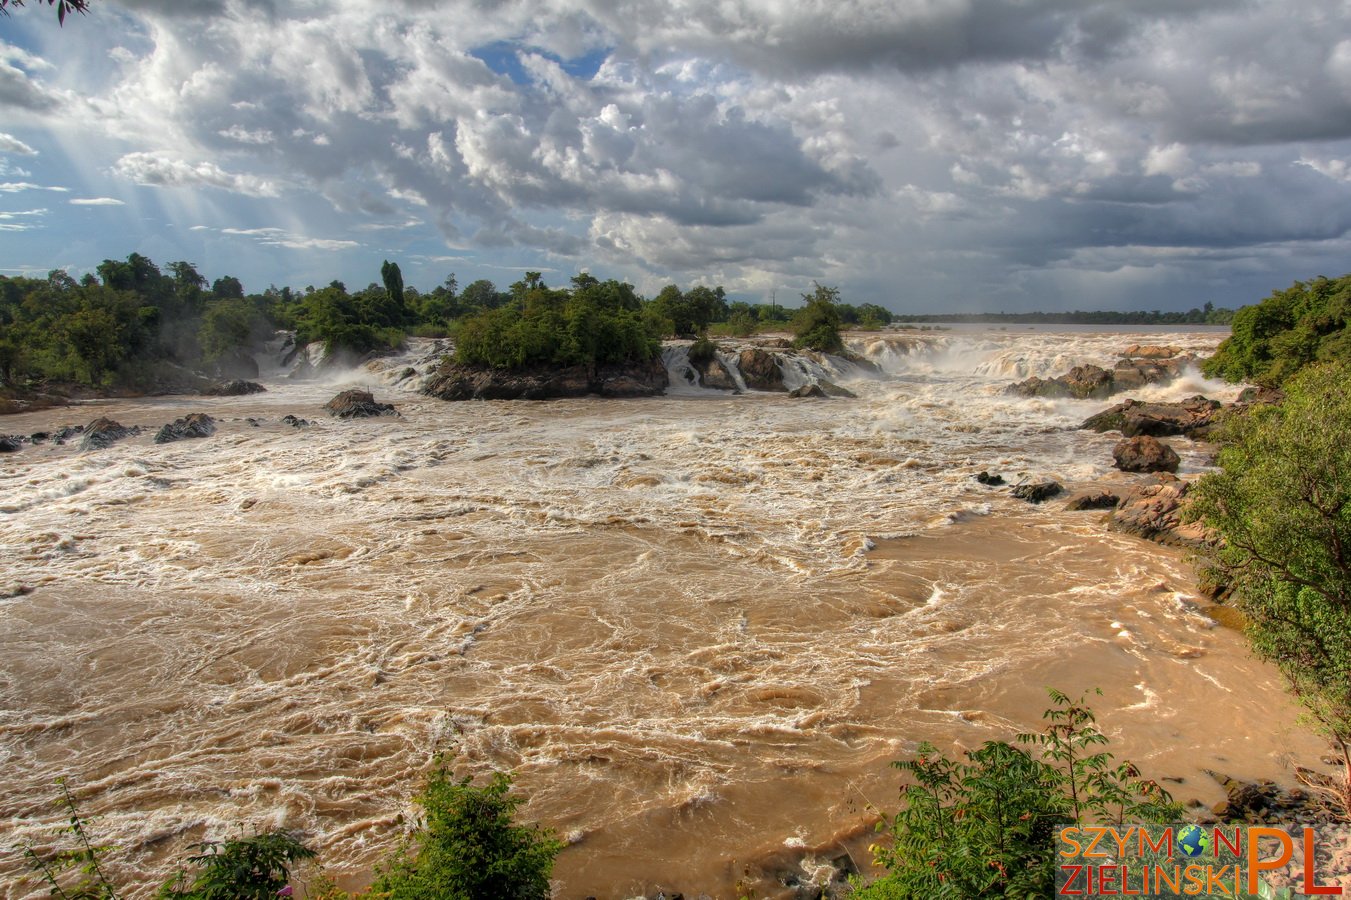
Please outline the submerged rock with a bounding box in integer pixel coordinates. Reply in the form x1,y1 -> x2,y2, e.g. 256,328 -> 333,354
1064,487 -> 1121,510
788,383 -> 827,398
974,471 -> 1005,486
282,414 -> 311,428
1012,480 -> 1063,503
324,389 -> 399,418
203,379 -> 266,397
1081,396 -> 1221,438
817,379 -> 857,399
1113,435 -> 1180,473
79,417 -> 140,451
154,413 -> 216,444
0,435 -> 21,453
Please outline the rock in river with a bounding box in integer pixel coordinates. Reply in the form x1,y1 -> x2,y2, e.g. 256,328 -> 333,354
1113,435 -> 1180,473
78,417 -> 140,451
154,413 -> 217,444
324,390 -> 399,418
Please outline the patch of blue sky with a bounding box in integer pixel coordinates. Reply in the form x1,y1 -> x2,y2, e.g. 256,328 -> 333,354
470,40 -> 610,85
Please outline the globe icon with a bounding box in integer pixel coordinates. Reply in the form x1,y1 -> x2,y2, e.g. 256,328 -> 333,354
1177,825 -> 1211,858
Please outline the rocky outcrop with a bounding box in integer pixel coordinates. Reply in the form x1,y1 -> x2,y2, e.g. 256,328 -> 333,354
1064,487 -> 1120,510
324,390 -> 399,418
424,358 -> 668,401
1108,475 -> 1212,549
79,417 -> 140,451
1012,480 -> 1063,503
737,348 -> 786,392
203,380 -> 266,397
154,413 -> 216,444
692,355 -> 738,391
1009,347 -> 1199,398
1007,364 -> 1114,400
1113,435 -> 1180,473
1081,396 -> 1221,438
1123,344 -> 1180,359
1235,385 -> 1285,406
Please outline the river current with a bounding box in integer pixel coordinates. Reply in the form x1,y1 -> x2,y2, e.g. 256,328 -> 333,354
0,328 -> 1332,898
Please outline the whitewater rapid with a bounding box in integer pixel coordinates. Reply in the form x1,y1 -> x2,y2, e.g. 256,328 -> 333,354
0,328 -> 1330,899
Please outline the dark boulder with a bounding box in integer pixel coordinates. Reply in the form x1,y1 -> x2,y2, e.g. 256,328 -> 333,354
974,471 -> 1005,486
1113,435 -> 1180,473
52,425 -> 84,445
1064,487 -> 1120,510
324,390 -> 398,418
154,413 -> 216,444
79,417 -> 140,451
788,383 -> 827,398
282,414 -> 311,428
203,379 -> 266,397
818,379 -> 857,399
1012,480 -> 1063,503
737,348 -> 786,392
29,432 -> 49,444
423,359 -> 667,401
1081,396 -> 1221,438
0,435 -> 21,453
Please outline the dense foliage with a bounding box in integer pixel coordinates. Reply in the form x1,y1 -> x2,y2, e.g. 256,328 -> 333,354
792,283 -> 845,353
452,273 -> 659,370
1201,274 -> 1351,387
856,690 -> 1178,899
370,766 -> 562,900
1190,362 -> 1351,789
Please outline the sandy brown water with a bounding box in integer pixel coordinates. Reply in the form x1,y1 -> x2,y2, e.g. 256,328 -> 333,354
0,329 -> 1336,899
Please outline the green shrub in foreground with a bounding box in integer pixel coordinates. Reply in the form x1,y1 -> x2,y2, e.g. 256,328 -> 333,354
370,766 -> 562,900
854,690 -> 1179,899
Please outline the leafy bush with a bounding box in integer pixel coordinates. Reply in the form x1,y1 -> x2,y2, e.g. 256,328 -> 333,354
158,832 -> 315,899
1189,361 -> 1351,805
370,765 -> 562,900
855,690 -> 1178,899
687,336 -> 718,366
1202,274 -> 1351,386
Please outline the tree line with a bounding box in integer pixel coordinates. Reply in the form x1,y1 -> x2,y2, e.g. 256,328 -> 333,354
0,255 -> 893,391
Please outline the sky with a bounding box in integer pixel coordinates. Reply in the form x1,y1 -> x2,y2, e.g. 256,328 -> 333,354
1,0 -> 1350,312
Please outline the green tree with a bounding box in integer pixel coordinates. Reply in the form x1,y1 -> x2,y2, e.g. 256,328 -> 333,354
381,260 -> 406,310
792,282 -> 843,353
1189,361 -> 1351,798
1202,275 -> 1351,386
371,766 -> 562,900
